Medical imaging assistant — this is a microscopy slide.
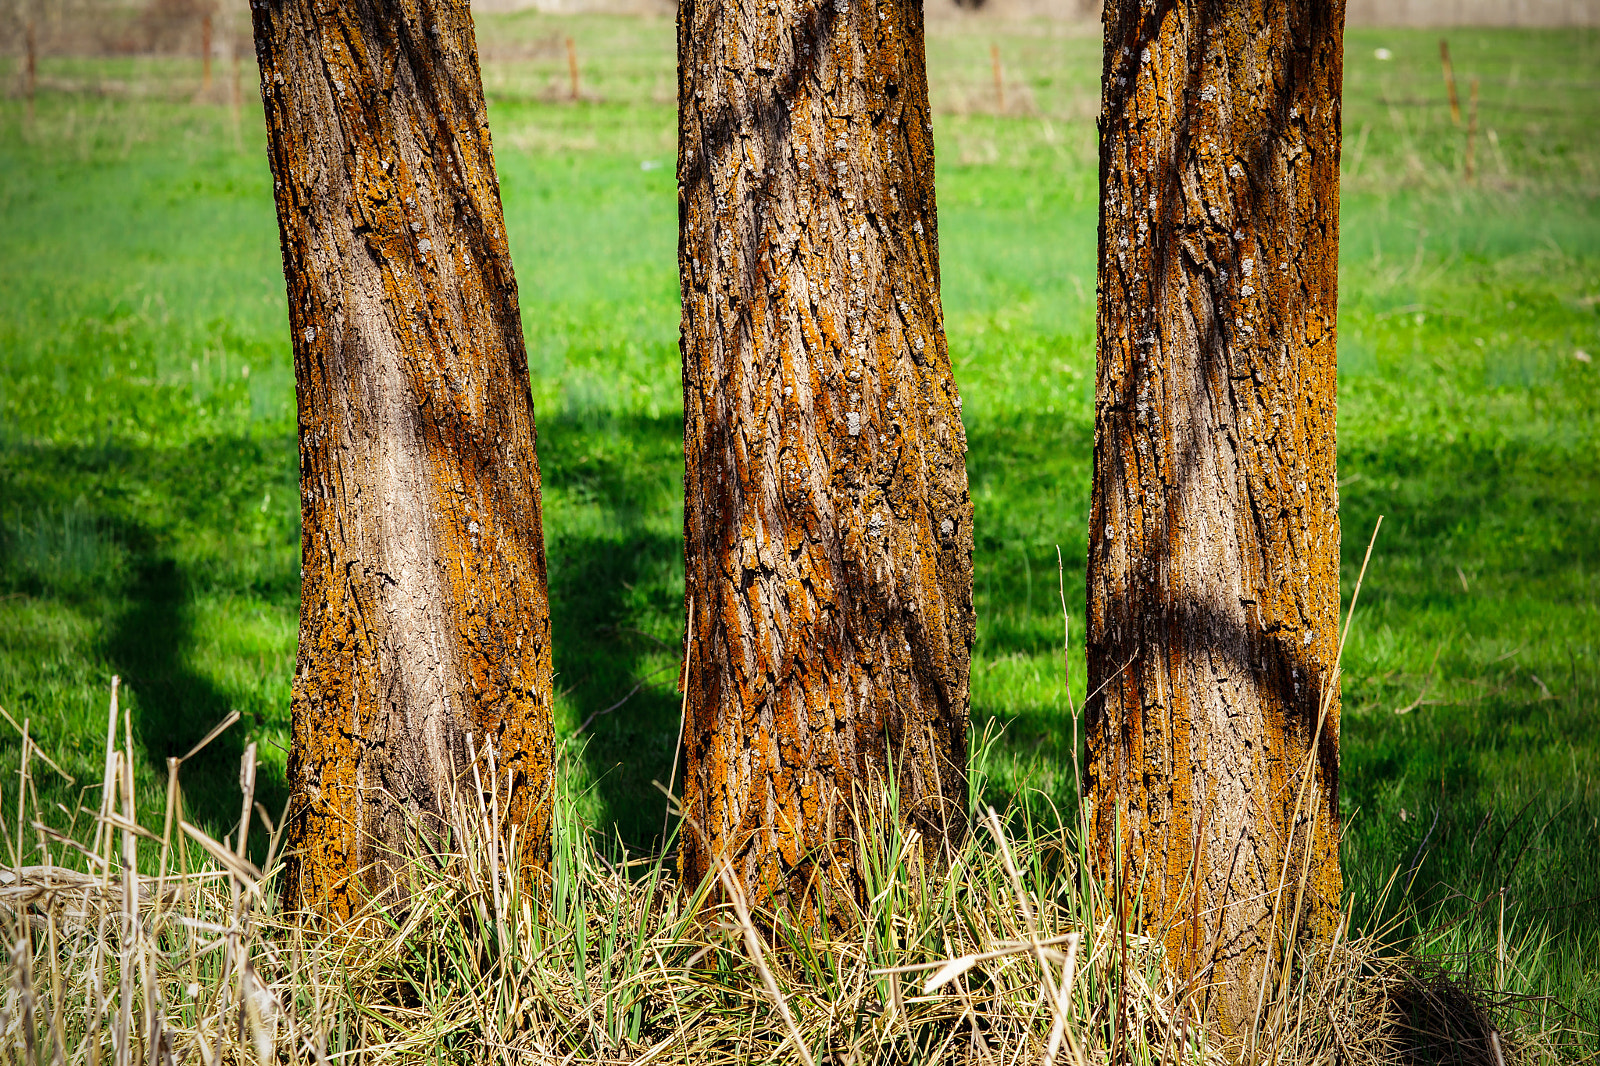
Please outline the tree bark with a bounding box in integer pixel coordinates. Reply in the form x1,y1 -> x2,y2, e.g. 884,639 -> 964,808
251,0 -> 555,917
1087,0 -> 1345,1031
677,0 -> 973,912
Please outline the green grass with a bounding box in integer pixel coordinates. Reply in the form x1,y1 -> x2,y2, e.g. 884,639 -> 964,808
0,20 -> 1596,1033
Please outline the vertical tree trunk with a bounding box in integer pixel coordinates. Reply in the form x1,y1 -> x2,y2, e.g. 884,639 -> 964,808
250,0 -> 555,917
677,0 -> 973,911
1087,0 -> 1345,1031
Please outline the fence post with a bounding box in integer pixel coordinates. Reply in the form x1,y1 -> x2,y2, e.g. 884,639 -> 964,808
202,11 -> 213,93
25,19 -> 36,122
1438,38 -> 1461,126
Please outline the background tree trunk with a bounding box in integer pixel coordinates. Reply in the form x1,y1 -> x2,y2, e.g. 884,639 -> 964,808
677,0 -> 973,911
251,0 -> 554,917
1087,0 -> 1345,1031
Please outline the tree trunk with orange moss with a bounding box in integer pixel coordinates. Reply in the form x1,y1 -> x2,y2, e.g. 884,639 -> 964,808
1086,0 -> 1345,1032
251,0 -> 554,917
677,0 -> 973,912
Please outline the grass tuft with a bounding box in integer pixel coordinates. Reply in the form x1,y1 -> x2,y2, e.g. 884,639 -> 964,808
1,681 -> 1590,1064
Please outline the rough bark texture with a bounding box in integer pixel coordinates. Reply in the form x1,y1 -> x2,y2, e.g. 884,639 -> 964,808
677,0 -> 973,911
1086,0 -> 1345,1031
251,0 -> 555,917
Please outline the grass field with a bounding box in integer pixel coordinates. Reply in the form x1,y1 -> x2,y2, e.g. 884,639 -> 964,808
1,18 -> 1597,1033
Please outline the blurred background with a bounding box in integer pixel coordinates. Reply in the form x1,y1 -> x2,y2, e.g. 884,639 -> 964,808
1,0 -> 1597,1038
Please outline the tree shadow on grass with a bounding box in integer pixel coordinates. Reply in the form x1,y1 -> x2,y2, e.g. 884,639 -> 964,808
3,402 -> 692,862
960,399 -> 1600,969
963,411 -> 1093,660
105,552 -> 287,855
539,408 -> 685,856
0,428 -> 297,862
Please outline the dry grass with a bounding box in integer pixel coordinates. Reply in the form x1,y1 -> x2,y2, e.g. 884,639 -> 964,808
0,679 -> 1584,1065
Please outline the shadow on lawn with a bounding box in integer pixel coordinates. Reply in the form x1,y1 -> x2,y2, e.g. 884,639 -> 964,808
539,408 -> 685,855
964,411 -> 1094,660
108,552 -> 286,854
0,430 -> 297,856
5,388 -> 1592,946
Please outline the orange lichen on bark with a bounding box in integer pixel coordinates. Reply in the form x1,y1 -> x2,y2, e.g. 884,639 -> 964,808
251,0 -> 555,917
1086,0 -> 1345,1032
677,0 -> 973,912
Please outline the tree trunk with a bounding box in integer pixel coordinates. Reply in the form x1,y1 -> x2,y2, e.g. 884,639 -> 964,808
1087,0 -> 1345,1031
677,0 -> 973,912
251,0 -> 555,917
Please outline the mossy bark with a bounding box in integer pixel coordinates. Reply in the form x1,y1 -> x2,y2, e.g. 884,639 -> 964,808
1087,0 -> 1346,1031
677,0 -> 974,911
250,0 -> 554,917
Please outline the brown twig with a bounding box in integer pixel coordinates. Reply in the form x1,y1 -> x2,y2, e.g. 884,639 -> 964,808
713,856 -> 817,1066
660,599 -> 693,847
1253,516 -> 1383,1052
571,661 -> 680,737
0,705 -> 73,784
